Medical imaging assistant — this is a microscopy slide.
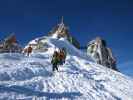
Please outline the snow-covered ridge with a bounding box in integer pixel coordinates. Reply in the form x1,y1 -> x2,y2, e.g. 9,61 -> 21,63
26,36 -> 92,61
0,36 -> 133,100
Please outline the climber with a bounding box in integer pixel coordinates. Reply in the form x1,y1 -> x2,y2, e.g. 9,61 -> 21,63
27,45 -> 33,56
59,47 -> 67,65
23,45 -> 33,56
51,51 -> 60,72
51,47 -> 67,72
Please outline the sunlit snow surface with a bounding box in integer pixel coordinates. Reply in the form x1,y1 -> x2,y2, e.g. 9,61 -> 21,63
0,37 -> 133,100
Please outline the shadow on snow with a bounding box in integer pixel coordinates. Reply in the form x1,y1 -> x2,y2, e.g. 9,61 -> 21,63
0,85 -> 82,99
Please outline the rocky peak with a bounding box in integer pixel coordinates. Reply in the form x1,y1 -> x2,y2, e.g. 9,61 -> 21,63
87,37 -> 118,71
0,33 -> 22,53
48,17 -> 80,49
48,17 -> 69,38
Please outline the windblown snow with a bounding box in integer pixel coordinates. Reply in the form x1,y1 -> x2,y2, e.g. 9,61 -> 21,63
0,37 -> 133,100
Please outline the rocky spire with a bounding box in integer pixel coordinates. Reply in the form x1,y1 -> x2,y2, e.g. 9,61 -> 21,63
48,17 -> 80,49
87,37 -> 118,71
48,16 -> 68,38
61,16 -> 64,25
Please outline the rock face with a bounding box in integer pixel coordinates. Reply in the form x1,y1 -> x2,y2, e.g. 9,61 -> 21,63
48,17 -> 80,49
87,37 -> 118,71
0,34 -> 22,53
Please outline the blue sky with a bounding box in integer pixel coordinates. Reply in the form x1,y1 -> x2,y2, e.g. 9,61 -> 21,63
0,0 -> 133,77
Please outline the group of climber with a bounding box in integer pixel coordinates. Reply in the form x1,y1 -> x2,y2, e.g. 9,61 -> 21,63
51,47 -> 67,72
22,45 -> 67,72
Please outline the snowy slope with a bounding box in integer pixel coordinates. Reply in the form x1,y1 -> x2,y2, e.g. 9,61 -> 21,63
0,37 -> 133,100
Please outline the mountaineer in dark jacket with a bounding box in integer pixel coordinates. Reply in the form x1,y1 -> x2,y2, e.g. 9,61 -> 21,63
51,51 -> 60,72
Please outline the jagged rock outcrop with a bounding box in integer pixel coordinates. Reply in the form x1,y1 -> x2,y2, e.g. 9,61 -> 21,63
87,37 -> 118,71
0,34 -> 22,53
48,17 -> 80,49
